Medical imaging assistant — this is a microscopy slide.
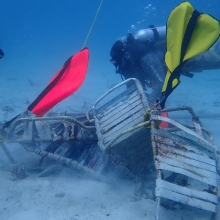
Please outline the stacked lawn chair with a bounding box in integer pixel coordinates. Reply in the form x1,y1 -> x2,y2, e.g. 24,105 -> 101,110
150,107 -> 219,219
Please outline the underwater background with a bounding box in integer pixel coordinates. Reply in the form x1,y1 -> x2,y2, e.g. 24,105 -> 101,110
0,1 -> 220,220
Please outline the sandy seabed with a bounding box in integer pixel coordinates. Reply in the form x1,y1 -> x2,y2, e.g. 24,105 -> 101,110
0,70 -> 220,220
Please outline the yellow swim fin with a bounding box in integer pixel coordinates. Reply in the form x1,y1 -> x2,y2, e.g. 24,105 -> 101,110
160,1 -> 220,108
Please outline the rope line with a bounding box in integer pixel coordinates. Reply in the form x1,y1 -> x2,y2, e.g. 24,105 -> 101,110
81,0 -> 104,49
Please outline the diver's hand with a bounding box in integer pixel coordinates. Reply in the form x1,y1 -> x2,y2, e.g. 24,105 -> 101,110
0,49 -> 4,58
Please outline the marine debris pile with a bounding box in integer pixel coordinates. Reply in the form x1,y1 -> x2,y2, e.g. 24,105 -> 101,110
1,78 -> 219,219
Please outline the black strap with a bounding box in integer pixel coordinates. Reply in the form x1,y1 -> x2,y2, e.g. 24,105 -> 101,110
180,10 -> 201,62
181,72 -> 194,78
149,25 -> 160,41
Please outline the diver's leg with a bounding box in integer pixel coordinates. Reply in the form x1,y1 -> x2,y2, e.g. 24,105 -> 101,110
210,37 -> 220,55
182,50 -> 220,72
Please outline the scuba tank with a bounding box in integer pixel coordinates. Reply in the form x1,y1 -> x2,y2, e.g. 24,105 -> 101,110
134,26 -> 166,42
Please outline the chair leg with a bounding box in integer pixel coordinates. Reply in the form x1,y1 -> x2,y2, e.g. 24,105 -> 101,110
155,169 -> 162,220
0,142 -> 16,164
155,196 -> 161,220
210,212 -> 216,220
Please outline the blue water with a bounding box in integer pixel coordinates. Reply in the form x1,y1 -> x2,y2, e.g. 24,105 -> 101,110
1,0 -> 219,74
0,0 -> 220,111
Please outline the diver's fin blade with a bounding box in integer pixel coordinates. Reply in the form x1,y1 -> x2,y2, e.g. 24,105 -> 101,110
161,2 -> 220,108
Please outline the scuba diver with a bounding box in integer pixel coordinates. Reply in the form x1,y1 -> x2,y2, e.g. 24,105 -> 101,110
0,49 -> 4,58
110,25 -> 220,107
110,2 -> 220,198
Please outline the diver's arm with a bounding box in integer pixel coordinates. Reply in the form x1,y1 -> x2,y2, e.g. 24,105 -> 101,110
182,37 -> 220,72
182,50 -> 220,72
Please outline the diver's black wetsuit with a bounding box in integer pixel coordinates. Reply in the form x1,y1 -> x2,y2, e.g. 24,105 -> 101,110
119,46 -> 167,106
111,36 -> 220,106
139,49 -> 166,105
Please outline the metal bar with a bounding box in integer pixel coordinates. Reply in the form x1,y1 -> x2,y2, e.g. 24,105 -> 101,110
157,179 -> 217,204
155,161 -> 217,187
6,116 -> 96,140
151,114 -> 218,152
0,142 -> 16,164
93,78 -> 149,109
